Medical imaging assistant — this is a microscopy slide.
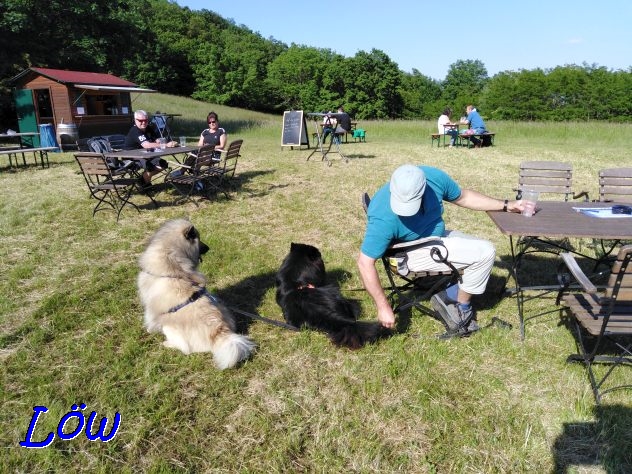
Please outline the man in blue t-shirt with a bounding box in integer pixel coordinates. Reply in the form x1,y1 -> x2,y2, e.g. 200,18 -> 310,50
461,105 -> 487,148
358,164 -> 522,334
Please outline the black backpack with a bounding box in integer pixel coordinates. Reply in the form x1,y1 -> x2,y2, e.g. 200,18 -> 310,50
87,136 -> 123,170
87,136 -> 113,153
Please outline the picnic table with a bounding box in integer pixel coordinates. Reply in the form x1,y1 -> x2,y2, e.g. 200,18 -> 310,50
0,132 -> 41,167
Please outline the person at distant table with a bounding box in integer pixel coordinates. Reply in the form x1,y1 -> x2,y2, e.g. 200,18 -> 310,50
460,105 -> 487,148
321,111 -> 337,144
124,109 -> 177,188
333,106 -> 352,142
437,107 -> 458,147
197,111 -> 227,157
170,111 -> 228,178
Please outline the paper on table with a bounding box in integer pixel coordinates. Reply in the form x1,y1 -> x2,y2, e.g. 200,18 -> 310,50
573,207 -> 632,218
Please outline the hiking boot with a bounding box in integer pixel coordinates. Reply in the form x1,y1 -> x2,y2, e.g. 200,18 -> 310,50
456,305 -> 479,334
431,291 -> 479,334
430,291 -> 461,331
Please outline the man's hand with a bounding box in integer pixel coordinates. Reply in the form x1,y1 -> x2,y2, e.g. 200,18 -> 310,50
377,305 -> 396,329
358,252 -> 397,328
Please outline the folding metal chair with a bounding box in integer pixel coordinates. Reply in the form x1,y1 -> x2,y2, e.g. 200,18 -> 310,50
164,145 -> 217,205
210,139 -> 243,196
75,152 -> 154,221
594,168 -> 632,265
560,245 -> 632,403
512,160 -> 590,265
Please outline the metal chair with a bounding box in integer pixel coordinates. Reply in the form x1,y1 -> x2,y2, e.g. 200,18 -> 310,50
75,152 -> 154,221
513,160 -> 590,259
560,244 -> 632,403
164,145 -> 217,206
514,161 -> 589,202
592,167 -> 632,267
598,167 -> 632,203
198,139 -> 243,199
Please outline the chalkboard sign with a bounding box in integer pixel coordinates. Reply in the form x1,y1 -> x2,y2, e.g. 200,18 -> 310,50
281,110 -> 309,148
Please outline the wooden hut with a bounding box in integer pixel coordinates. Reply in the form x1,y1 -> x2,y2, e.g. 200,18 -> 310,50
10,67 -> 155,147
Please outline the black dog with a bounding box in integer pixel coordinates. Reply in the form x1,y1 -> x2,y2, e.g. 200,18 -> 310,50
275,243 -> 392,349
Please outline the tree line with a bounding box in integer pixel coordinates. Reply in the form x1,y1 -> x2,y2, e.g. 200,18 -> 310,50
2,0 -> 631,127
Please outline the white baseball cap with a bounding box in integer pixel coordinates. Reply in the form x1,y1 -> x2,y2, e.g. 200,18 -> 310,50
389,164 -> 426,216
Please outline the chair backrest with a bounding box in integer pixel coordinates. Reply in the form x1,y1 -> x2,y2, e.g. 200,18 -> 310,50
75,152 -> 114,187
192,144 -> 217,170
603,244 -> 632,300
221,139 -> 243,180
599,168 -> 632,203
516,161 -> 575,201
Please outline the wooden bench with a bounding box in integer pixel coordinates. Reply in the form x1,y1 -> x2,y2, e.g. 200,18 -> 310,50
0,146 -> 57,168
459,132 -> 495,148
431,133 -> 442,147
431,132 -> 469,148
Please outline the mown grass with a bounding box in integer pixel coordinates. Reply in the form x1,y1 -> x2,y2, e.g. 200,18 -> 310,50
1,94 -> 631,472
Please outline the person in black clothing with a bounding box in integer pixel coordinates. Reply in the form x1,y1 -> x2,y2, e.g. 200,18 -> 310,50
333,106 -> 352,143
169,111 -> 228,179
197,111 -> 227,156
125,110 -> 177,186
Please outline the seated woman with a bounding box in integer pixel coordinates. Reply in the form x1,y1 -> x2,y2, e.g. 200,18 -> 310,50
437,107 -> 458,147
197,111 -> 227,158
171,112 -> 227,177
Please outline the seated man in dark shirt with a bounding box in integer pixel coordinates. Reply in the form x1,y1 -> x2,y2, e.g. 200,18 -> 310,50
333,106 -> 352,143
125,110 -> 177,187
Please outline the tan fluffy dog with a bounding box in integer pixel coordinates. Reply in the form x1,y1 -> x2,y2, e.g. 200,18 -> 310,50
137,219 -> 255,369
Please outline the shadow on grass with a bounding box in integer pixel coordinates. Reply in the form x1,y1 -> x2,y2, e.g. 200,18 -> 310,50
149,169 -> 277,207
217,268 -> 363,334
552,404 -> 632,473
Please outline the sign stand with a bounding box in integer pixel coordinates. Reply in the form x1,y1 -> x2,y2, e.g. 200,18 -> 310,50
281,110 -> 309,149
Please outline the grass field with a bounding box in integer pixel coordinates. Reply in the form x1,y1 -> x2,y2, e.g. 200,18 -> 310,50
1,94 -> 631,473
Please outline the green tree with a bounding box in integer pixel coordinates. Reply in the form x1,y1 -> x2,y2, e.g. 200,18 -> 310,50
399,69 -> 442,119
442,59 -> 489,105
265,45 -> 332,111
342,49 -> 403,119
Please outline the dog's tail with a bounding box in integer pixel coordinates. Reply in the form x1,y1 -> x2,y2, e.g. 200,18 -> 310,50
212,333 -> 256,370
330,322 -> 392,350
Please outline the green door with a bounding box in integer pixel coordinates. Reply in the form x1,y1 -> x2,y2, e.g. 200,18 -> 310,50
14,89 -> 40,147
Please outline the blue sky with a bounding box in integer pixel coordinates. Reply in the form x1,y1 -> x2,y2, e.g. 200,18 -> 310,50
176,1 -> 632,81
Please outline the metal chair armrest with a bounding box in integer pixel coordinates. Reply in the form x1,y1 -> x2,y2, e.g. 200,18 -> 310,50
560,252 -> 598,293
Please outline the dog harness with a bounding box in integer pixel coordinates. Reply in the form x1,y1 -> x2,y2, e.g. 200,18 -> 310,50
167,287 -> 217,313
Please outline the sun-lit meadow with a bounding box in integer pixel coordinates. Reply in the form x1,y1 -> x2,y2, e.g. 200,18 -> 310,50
1,93 -> 631,472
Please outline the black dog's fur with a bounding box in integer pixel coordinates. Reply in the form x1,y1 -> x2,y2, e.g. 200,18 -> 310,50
275,243 -> 392,349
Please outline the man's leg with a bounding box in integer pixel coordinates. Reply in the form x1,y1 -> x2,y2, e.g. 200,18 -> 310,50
407,230 -> 495,332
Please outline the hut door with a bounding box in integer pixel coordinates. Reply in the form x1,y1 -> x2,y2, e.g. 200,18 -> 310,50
14,89 -> 41,146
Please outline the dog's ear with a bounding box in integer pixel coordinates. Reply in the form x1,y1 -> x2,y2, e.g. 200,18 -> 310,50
184,224 -> 199,242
